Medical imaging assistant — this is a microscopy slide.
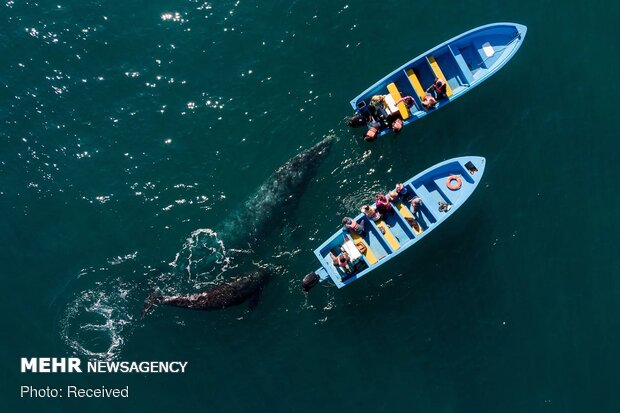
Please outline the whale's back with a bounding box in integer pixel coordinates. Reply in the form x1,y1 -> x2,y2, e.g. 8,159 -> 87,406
142,271 -> 272,316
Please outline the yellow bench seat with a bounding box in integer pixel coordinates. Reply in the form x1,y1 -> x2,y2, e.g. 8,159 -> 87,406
349,233 -> 378,265
405,69 -> 426,101
386,82 -> 409,120
375,220 -> 400,251
395,202 -> 423,235
428,55 -> 453,97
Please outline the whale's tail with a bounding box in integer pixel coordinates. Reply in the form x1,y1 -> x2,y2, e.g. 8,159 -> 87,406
141,291 -> 163,319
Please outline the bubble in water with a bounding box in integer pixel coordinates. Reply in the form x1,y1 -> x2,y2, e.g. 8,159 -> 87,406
60,282 -> 133,360
168,228 -> 231,280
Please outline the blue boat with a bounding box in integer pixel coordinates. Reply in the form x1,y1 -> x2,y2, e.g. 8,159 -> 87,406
350,23 -> 527,138
302,156 -> 486,291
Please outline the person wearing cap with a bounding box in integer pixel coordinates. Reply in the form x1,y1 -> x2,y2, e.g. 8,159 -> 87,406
342,216 -> 365,235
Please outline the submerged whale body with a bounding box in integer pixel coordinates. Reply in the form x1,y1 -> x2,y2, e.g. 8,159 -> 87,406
148,136 -> 335,316
64,138 -> 335,358
222,135 -> 335,244
142,270 -> 272,317
173,136 -> 335,277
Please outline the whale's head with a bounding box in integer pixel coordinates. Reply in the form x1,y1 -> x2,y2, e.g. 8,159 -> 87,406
253,263 -> 279,285
299,135 -> 335,165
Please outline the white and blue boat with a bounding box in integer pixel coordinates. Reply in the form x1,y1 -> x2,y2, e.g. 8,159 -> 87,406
351,22 -> 527,137
302,156 -> 486,291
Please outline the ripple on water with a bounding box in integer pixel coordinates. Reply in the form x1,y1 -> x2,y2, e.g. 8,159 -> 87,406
60,281 -> 132,360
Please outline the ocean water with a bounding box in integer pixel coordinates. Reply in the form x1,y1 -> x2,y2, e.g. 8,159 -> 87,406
2,0 -> 620,411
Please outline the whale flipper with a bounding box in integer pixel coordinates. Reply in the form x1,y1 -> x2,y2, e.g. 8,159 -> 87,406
247,291 -> 261,311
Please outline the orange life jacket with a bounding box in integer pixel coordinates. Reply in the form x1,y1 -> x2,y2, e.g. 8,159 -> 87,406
347,220 -> 360,231
365,126 -> 379,141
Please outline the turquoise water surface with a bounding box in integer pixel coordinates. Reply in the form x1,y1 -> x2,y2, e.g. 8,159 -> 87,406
2,0 -> 619,411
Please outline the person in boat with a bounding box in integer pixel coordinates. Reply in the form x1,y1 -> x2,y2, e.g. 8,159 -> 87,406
371,94 -> 394,121
370,94 -> 385,107
363,120 -> 381,141
387,190 -> 400,202
368,100 -> 388,127
438,201 -> 451,212
409,196 -> 423,213
421,93 -> 437,110
427,77 -> 448,100
394,183 -> 408,198
330,251 -> 351,271
342,217 -> 365,235
394,95 -> 415,109
391,118 -> 403,132
361,204 -> 381,222
386,112 -> 403,133
375,193 -> 393,216
387,183 -> 408,202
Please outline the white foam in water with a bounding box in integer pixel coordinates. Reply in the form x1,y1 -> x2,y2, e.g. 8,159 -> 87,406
58,134 -> 341,357
60,281 -> 133,360
168,228 -> 231,279
60,228 -> 235,359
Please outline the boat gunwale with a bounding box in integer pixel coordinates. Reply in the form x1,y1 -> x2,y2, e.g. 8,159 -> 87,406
350,22 -> 527,110
313,156 -> 486,287
349,23 -> 527,137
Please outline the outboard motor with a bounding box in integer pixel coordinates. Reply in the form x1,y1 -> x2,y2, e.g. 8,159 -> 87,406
302,272 -> 320,292
346,114 -> 368,128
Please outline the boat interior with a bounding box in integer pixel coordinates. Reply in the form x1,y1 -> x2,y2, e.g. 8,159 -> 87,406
316,159 -> 482,283
355,25 -> 522,129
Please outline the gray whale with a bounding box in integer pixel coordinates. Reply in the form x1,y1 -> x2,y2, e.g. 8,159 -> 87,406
150,137 -> 335,316
173,136 -> 335,276
221,135 -> 335,244
142,270 -> 272,317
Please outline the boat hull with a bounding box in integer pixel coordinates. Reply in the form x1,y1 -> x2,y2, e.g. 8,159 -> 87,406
351,23 -> 527,137
313,156 -> 486,288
